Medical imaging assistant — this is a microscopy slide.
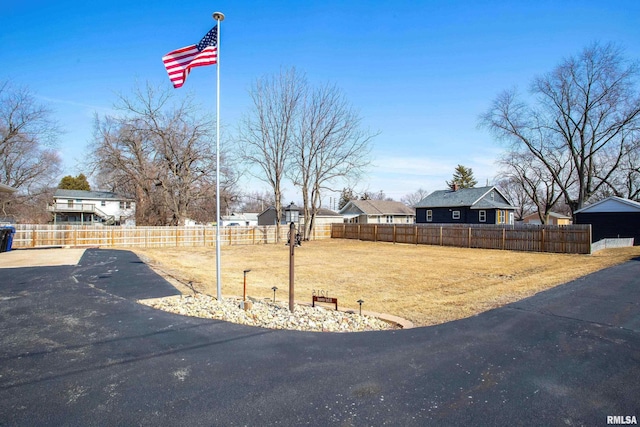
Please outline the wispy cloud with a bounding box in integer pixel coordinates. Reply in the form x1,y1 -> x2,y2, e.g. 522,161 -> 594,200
35,95 -> 115,116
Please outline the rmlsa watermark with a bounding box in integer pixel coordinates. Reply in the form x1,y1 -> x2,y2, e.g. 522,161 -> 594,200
607,415 -> 637,425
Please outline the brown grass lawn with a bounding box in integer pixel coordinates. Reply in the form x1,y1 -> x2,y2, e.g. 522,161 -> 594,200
130,239 -> 640,327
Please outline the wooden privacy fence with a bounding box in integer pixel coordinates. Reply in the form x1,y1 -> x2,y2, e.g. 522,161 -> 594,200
11,224 -> 332,249
331,223 -> 592,254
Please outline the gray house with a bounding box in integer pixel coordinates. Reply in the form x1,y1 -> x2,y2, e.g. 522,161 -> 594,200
415,186 -> 516,225
338,200 -> 415,224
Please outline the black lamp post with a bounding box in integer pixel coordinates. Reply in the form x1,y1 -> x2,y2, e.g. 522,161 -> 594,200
357,299 -> 364,315
284,202 -> 299,312
272,286 -> 278,303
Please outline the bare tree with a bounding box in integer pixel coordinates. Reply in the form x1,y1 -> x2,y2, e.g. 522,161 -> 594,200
360,190 -> 392,201
481,43 -> 640,214
291,81 -> 374,239
237,68 -> 305,240
90,82 -> 235,225
494,176 -> 531,221
595,139 -> 640,201
0,81 -> 63,223
239,190 -> 275,213
401,188 -> 429,207
0,81 -> 62,193
497,150 -> 573,223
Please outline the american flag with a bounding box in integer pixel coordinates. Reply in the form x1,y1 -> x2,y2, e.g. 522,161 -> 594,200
162,26 -> 218,88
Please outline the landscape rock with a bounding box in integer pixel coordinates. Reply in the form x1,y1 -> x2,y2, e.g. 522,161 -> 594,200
140,294 -> 397,332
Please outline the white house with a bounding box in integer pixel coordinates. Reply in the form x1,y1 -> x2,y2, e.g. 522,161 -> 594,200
220,212 -> 260,227
48,189 -> 136,226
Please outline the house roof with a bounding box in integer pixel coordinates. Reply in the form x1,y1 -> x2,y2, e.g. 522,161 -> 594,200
221,212 -> 260,222
54,189 -> 132,201
574,196 -> 640,214
339,199 -> 415,216
415,186 -> 515,210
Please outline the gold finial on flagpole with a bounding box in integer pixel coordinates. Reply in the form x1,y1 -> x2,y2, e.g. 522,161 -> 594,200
213,12 -> 225,21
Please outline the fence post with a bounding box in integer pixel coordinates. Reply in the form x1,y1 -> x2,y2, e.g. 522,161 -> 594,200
541,228 -> 545,252
468,227 -> 472,248
415,225 -> 418,245
439,226 -> 443,246
502,228 -> 506,250
393,225 -> 397,244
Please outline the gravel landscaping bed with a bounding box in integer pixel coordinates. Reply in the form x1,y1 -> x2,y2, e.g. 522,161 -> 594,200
139,293 -> 398,332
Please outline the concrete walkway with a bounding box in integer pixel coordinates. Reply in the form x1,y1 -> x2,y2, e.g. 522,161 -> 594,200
0,248 -> 638,425
0,248 -> 86,268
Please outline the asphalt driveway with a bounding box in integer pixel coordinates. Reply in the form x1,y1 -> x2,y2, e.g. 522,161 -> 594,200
0,248 -> 638,426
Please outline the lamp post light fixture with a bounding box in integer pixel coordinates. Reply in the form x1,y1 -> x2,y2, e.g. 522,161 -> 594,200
284,201 -> 300,224
357,299 -> 365,315
272,286 -> 278,303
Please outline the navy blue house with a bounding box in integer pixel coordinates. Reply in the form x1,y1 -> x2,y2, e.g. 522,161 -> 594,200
575,196 -> 640,245
415,186 -> 516,225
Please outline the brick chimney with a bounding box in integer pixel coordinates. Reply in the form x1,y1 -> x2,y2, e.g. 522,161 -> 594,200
452,182 -> 459,191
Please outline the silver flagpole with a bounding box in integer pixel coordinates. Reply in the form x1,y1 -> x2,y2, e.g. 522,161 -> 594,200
213,11 -> 225,301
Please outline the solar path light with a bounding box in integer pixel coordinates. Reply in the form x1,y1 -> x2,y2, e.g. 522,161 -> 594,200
357,299 -> 364,315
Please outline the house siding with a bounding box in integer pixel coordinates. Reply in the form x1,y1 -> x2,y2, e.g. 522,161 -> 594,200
575,211 -> 640,245
417,207 -> 502,224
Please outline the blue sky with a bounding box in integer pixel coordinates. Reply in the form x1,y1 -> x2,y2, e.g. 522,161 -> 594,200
2,1 -> 639,206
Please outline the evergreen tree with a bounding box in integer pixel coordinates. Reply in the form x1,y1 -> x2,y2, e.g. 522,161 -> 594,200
446,165 -> 477,189
338,188 -> 355,210
58,174 -> 91,191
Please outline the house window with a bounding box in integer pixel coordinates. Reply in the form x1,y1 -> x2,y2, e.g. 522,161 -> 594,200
497,210 -> 506,224
406,216 -> 411,223
479,210 -> 486,222
125,202 -> 131,209
386,215 -> 393,223
101,201 -> 106,207
119,201 -> 124,209
426,210 -> 432,222
452,210 -> 460,220
67,199 -> 74,208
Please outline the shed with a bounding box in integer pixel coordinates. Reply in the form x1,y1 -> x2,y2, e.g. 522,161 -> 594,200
574,196 -> 640,245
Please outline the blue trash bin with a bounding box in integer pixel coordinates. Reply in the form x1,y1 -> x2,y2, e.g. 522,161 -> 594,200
0,226 -> 15,252
5,226 -> 15,251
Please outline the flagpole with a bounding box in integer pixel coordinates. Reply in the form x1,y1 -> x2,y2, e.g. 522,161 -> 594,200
213,11 -> 225,301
